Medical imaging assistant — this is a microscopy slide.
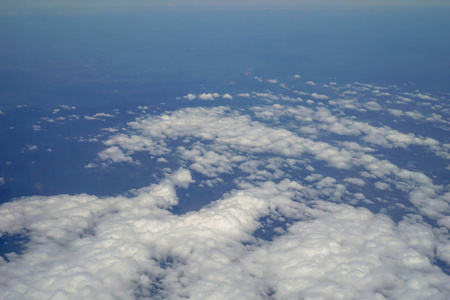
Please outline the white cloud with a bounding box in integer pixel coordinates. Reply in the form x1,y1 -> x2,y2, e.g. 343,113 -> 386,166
178,145 -> 234,177
267,79 -> 278,84
342,90 -> 357,95
396,96 -> 412,103
198,93 -> 220,101
388,108 -> 404,117
2,75 -> 449,299
364,100 -> 383,111
251,104 -> 445,153
405,111 -> 424,120
222,93 -> 233,100
305,81 -> 316,86
411,93 -> 438,101
93,113 -> 114,118
244,202 -> 450,299
98,146 -> 133,163
183,93 -> 197,100
344,177 -> 366,186
237,93 -> 250,98
374,181 -> 390,190
84,112 -> 115,120
105,106 -> 356,169
157,157 -> 168,163
253,92 -> 280,101
311,92 -> 329,100
1,181 -> 448,299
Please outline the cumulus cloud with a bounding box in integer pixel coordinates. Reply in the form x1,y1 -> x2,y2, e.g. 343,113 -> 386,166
344,177 -> 366,186
104,106 -> 356,169
183,93 -> 197,100
251,104 -> 445,153
198,93 -> 220,100
84,112 -> 115,120
311,92 -> 329,100
410,93 -> 438,101
1,74 -> 449,299
237,93 -> 250,98
98,146 -> 133,163
1,179 -> 449,299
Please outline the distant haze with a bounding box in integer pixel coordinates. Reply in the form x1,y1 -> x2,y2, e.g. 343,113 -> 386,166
1,0 -> 449,14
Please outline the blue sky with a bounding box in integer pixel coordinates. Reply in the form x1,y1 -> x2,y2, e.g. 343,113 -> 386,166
1,0 -> 449,14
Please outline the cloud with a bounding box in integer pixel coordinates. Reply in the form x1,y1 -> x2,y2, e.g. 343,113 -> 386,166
311,92 -> 329,100
198,93 -> 220,100
244,202 -> 450,299
1,75 -> 449,299
251,104 -> 445,153
410,93 -> 438,101
98,99 -> 450,229
1,180 -> 449,299
388,108 -> 404,117
344,177 -> 366,186
104,106 -> 356,169
253,92 -> 280,101
374,181 -> 390,190
237,93 -> 250,98
183,93 -> 197,100
364,100 -> 383,111
84,113 -> 115,120
98,146 -> 133,163
178,145 -> 235,177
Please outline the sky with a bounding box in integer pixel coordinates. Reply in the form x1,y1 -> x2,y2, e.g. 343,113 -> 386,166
0,3 -> 449,300
1,0 -> 449,14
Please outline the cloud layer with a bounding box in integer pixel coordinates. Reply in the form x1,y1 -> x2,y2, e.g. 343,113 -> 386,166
1,74 -> 449,299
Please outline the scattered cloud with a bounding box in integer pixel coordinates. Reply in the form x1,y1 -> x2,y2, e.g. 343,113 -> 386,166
84,113 -> 115,120
98,146 -> 133,163
183,93 -> 197,100
1,74 -> 449,299
311,92 -> 329,100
